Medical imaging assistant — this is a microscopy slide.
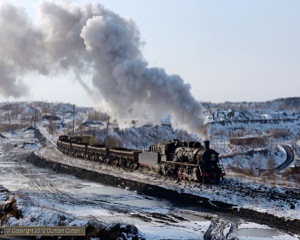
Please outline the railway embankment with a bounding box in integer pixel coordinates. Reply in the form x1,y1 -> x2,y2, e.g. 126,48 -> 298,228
26,149 -> 300,234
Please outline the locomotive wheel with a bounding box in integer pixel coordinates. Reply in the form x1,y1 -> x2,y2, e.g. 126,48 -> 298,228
177,166 -> 187,180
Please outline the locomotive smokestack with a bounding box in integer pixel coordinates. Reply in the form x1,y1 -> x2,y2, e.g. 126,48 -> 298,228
204,140 -> 210,149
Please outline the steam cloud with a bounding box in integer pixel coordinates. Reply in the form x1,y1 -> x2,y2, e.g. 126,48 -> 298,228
0,1 -> 208,138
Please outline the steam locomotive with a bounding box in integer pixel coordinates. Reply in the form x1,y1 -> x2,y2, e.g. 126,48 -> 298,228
57,135 -> 225,183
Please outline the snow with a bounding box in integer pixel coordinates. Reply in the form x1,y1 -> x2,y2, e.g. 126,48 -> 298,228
35,145 -> 300,222
137,220 -> 210,240
261,113 -> 272,119
234,222 -> 299,240
22,142 -> 39,150
0,100 -> 300,239
221,145 -> 286,171
7,207 -> 86,227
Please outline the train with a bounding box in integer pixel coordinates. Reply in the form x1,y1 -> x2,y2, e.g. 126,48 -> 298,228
56,135 -> 225,183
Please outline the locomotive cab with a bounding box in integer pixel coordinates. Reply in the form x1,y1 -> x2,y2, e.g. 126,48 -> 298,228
149,140 -> 179,161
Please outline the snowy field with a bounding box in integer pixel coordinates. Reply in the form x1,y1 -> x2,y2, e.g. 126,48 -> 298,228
0,128 -> 298,239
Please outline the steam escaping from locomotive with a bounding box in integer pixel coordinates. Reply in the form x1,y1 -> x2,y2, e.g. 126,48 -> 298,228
0,1 -> 209,138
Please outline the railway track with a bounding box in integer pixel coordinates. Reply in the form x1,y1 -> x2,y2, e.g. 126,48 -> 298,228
218,178 -> 300,205
277,145 -> 294,170
38,143 -> 300,207
36,124 -> 57,147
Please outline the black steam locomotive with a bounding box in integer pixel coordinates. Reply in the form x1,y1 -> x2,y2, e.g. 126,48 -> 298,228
57,135 -> 225,183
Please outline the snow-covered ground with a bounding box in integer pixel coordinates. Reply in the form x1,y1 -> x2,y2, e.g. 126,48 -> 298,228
0,126 -> 298,239
36,145 -> 300,220
0,100 -> 300,239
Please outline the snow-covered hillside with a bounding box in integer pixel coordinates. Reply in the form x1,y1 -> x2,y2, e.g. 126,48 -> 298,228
1,99 -> 300,175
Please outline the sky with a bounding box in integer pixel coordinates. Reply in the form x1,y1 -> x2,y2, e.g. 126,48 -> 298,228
3,0 -> 300,107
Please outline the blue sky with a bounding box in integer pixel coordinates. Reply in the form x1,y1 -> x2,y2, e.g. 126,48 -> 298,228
7,0 -> 300,106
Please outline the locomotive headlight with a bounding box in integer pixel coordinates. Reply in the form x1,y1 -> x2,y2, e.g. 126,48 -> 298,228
211,154 -> 216,161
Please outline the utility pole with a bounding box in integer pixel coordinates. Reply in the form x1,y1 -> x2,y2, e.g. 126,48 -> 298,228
105,116 -> 110,147
72,104 -> 75,135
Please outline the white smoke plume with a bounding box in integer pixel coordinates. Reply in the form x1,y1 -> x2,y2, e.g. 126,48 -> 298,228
0,1 -> 208,138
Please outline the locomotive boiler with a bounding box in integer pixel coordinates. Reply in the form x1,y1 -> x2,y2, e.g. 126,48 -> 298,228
57,135 -> 225,183
146,140 -> 224,183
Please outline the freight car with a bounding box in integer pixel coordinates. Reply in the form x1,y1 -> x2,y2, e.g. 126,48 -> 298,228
57,135 -> 225,183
